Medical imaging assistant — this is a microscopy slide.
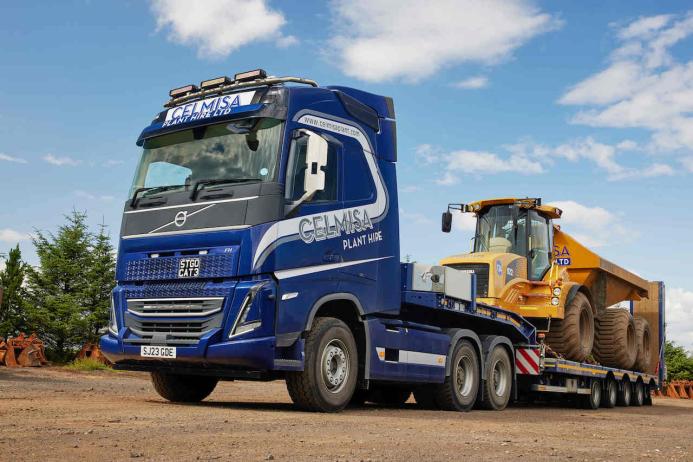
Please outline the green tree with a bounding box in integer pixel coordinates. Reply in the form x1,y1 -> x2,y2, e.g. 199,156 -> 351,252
0,245 -> 27,336
664,341 -> 693,381
25,211 -> 116,361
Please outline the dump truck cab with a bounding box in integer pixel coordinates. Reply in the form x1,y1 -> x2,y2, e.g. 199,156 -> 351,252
441,198 -> 565,321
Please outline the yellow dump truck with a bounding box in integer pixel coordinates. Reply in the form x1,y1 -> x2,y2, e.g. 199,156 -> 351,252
441,198 -> 654,371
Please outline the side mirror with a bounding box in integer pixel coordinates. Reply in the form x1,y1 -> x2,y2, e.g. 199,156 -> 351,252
441,211 -> 453,233
302,129 -> 328,198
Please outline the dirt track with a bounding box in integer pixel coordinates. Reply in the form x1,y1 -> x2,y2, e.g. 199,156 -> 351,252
0,367 -> 691,461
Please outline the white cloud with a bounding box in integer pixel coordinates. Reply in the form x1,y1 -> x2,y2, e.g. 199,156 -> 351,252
559,12 -> 693,153
399,209 -> 434,226
667,287 -> 693,352
275,34 -> 298,48
43,154 -> 80,166
508,137 -> 675,181
454,76 -> 489,90
0,153 -> 28,164
150,0 -> 291,58
453,210 -> 476,232
103,159 -> 124,167
329,0 -> 560,82
74,190 -> 115,202
548,200 -> 627,248
399,185 -> 421,193
0,228 -> 32,244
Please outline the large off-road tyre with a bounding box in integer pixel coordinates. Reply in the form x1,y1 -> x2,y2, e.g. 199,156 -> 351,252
285,317 -> 358,412
434,340 -> 480,412
150,372 -> 218,403
367,385 -> 412,406
594,308 -> 637,370
480,346 -> 512,410
545,292 -> 594,362
633,317 -> 652,372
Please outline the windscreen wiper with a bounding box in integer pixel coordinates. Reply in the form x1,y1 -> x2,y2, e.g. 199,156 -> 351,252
190,178 -> 261,201
130,184 -> 185,208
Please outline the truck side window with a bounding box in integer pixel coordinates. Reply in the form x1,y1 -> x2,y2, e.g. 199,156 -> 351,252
286,135 -> 338,202
343,147 -> 375,202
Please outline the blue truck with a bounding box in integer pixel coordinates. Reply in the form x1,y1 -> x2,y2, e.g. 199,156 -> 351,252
100,69 -> 661,412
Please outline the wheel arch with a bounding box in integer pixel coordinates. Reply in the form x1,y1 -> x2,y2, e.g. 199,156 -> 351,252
305,293 -> 369,386
565,284 -> 596,315
443,329 -> 484,378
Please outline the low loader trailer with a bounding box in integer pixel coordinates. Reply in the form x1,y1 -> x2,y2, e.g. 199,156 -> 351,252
100,70 -> 661,412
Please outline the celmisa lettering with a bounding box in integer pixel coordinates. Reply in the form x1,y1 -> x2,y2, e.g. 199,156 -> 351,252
163,91 -> 255,128
299,209 -> 373,244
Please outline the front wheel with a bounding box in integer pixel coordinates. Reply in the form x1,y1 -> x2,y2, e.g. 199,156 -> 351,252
150,372 -> 218,403
434,340 -> 479,411
286,317 -> 358,412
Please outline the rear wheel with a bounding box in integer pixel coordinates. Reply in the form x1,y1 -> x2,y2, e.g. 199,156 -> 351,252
481,346 -> 512,410
618,379 -> 632,406
632,382 -> 645,406
434,340 -> 479,411
602,378 -> 618,408
545,292 -> 594,362
594,308 -> 637,370
286,317 -> 358,412
633,318 -> 652,372
150,372 -> 218,403
580,379 -> 601,410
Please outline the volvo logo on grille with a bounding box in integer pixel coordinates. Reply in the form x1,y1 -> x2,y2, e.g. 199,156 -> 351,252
174,211 -> 188,227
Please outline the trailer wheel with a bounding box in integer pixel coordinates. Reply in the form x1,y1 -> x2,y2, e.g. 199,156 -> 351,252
602,378 -> 617,408
580,379 -> 601,410
644,385 -> 653,406
286,317 -> 358,412
413,387 -> 439,410
632,381 -> 645,406
150,372 -> 218,403
434,340 -> 479,411
617,379 -> 632,406
367,386 -> 412,406
481,346 -> 512,410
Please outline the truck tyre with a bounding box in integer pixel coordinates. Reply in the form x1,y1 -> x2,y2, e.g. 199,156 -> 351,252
367,386 -> 412,406
150,372 -> 218,403
632,381 -> 645,406
545,292 -> 594,362
644,385 -> 653,406
481,346 -> 512,410
285,317 -> 358,412
580,379 -> 601,410
594,308 -> 637,370
434,340 -> 479,412
617,379 -> 632,406
633,317 -> 651,372
413,387 -> 439,410
602,378 -> 618,408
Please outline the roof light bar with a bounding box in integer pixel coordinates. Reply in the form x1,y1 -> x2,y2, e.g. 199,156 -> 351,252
169,84 -> 199,98
200,76 -> 232,90
234,69 -> 267,82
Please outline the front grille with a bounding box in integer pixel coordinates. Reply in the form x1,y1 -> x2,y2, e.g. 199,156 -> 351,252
123,281 -> 230,299
447,263 -> 490,297
124,298 -> 225,346
123,254 -> 235,282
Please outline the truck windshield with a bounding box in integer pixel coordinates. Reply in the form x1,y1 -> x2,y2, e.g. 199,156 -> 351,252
474,205 -> 527,256
130,118 -> 284,198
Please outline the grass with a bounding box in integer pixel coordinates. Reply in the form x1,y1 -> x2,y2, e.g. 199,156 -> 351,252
64,357 -> 112,371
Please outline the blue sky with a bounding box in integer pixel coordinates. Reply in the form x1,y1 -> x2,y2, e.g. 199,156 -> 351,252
1,0 -> 692,350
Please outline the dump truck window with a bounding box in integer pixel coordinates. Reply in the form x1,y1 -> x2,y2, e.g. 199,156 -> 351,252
475,205 -> 526,256
529,210 -> 551,280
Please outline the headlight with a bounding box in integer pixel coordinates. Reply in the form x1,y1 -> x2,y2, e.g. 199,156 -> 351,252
229,284 -> 266,338
551,297 -> 560,306
108,294 -> 118,336
552,287 -> 562,297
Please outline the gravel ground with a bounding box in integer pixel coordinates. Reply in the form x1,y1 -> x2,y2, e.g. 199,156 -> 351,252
0,367 -> 691,461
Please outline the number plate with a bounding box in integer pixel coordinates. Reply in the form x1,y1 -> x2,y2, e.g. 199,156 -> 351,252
141,345 -> 177,359
178,258 -> 201,278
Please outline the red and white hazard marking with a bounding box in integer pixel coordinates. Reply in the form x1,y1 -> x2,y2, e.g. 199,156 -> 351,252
515,347 -> 540,375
